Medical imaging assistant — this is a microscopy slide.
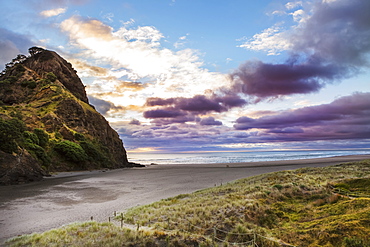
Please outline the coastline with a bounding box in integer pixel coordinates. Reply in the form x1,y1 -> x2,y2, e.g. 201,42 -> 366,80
0,154 -> 369,243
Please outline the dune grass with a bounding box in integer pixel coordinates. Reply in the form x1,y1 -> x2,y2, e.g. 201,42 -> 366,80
122,160 -> 370,246
6,160 -> 370,246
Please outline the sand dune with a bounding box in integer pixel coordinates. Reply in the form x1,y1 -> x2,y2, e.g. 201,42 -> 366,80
0,154 -> 368,243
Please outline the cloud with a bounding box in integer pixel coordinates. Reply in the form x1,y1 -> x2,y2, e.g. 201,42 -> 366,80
145,94 -> 246,115
199,117 -> 222,126
233,0 -> 370,101
234,92 -> 370,141
111,92 -> 370,151
129,119 -> 141,125
40,7 -> 67,17
60,16 -> 229,98
143,108 -> 186,119
88,95 -> 124,115
0,28 -> 34,69
230,59 -> 345,100
239,23 -> 292,56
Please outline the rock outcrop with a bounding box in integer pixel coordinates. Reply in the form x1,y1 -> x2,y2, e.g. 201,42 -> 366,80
0,47 -> 133,185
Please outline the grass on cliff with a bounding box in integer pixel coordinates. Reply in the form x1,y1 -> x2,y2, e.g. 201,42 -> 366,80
5,160 -> 370,247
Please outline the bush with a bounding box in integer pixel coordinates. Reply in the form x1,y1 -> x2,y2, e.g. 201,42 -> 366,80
25,142 -> 50,166
34,128 -> 49,147
21,80 -> 37,89
46,72 -> 57,82
23,131 -> 39,145
54,140 -> 87,162
79,141 -> 107,163
74,132 -> 85,141
0,118 -> 25,153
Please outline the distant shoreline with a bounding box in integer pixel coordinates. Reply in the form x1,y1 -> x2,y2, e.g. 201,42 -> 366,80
1,154 -> 369,243
127,149 -> 370,166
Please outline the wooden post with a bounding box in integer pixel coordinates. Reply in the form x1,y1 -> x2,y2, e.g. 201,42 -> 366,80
121,213 -> 123,228
108,217 -> 111,222
90,216 -> 93,221
213,228 -> 216,245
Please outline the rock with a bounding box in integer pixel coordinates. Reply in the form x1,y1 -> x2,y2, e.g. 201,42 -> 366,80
0,150 -> 46,185
0,48 -> 130,184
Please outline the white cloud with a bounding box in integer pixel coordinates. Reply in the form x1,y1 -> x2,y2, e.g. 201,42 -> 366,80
102,12 -> 114,22
40,8 -> 67,17
174,34 -> 188,49
290,9 -> 306,23
61,16 -> 229,109
285,1 -> 303,10
239,23 -> 292,55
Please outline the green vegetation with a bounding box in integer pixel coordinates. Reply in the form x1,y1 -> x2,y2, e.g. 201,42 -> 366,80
0,118 -> 25,153
45,72 -> 57,82
5,221 -> 206,247
54,140 -> 88,163
6,160 -> 370,246
20,80 -> 37,89
79,140 -> 109,164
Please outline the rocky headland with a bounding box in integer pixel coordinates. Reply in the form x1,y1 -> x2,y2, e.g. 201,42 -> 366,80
0,47 -> 138,185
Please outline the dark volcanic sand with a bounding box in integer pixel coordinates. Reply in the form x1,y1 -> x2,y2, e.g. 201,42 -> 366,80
0,155 -> 369,243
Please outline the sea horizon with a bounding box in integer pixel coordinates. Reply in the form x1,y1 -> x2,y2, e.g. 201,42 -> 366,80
127,149 -> 370,165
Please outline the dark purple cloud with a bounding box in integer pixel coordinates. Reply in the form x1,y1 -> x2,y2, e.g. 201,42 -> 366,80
177,95 -> 225,112
230,60 -> 345,99
150,115 -> 198,125
199,117 -> 222,126
143,94 -> 247,123
234,92 -> 370,141
146,97 -> 175,106
143,107 -> 186,118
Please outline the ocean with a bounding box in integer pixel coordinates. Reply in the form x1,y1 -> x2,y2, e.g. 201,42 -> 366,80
127,150 -> 369,165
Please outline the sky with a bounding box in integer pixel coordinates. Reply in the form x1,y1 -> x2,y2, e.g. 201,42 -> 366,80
0,0 -> 369,153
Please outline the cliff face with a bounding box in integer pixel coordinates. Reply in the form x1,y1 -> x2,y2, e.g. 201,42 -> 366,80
0,48 -> 131,185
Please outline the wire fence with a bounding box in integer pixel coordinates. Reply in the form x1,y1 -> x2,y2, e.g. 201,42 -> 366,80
93,179 -> 370,246
110,213 -> 297,247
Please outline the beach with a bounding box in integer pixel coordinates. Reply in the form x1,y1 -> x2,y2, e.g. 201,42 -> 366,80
0,154 -> 369,243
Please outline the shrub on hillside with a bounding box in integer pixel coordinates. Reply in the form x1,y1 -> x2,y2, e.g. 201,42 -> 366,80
54,140 -> 87,162
23,131 -> 39,145
0,118 -> 25,153
79,140 -> 108,164
34,128 -> 49,147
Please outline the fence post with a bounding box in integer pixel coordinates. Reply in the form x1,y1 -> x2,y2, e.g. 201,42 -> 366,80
121,213 -> 123,228
213,228 -> 216,246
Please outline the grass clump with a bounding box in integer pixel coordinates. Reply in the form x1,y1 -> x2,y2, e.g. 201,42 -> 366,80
5,221 -> 213,247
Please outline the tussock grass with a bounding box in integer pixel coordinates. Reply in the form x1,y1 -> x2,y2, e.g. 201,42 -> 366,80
6,160 -> 370,246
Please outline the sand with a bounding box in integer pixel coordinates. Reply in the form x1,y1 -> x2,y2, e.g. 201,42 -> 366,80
0,154 -> 369,243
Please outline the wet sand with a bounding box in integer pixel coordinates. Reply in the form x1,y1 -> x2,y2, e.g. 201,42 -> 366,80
0,154 -> 369,243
